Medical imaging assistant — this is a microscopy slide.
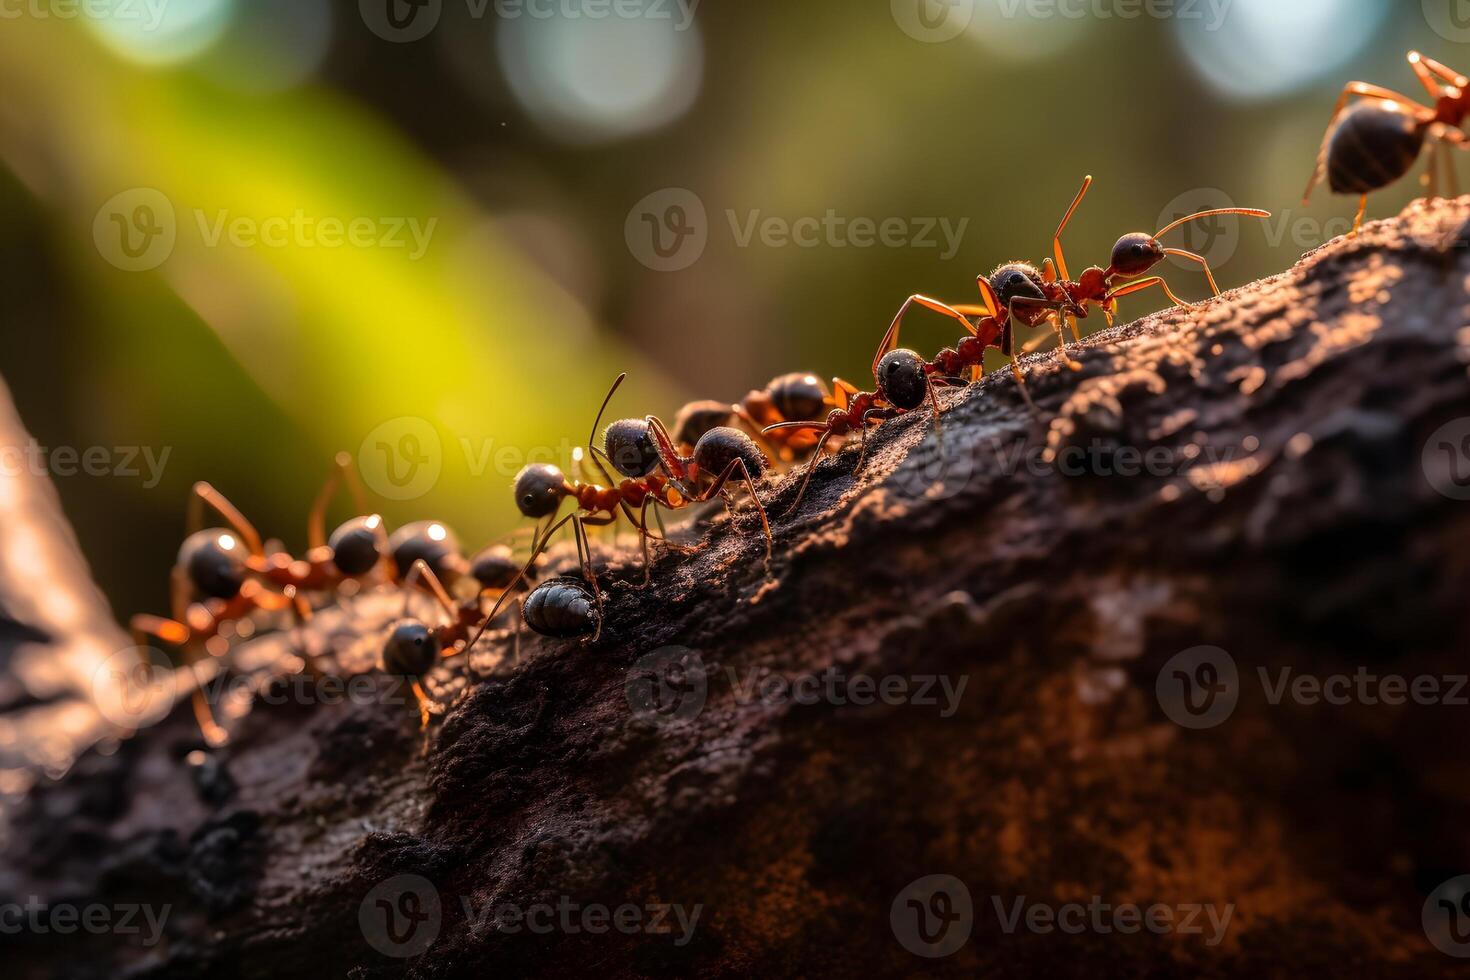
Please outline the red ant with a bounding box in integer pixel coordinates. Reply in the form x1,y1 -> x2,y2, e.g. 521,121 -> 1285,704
870,177 -> 1268,391
467,374 -> 774,647
377,554 -> 535,729
1304,51 -> 1470,235
672,372 -> 834,465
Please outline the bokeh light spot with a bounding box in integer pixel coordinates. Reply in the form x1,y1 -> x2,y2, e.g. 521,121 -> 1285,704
1173,0 -> 1390,101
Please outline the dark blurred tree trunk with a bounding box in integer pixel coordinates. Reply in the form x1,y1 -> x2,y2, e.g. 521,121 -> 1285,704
6,198 -> 1470,978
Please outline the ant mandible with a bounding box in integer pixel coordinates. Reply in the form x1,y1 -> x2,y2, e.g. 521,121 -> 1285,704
1304,51 -> 1470,235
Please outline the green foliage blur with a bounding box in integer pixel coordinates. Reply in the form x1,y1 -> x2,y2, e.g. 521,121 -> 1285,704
0,0 -> 1452,615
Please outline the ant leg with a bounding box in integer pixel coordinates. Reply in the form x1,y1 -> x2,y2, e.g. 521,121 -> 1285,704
872,295 -> 979,377
569,514 -> 607,642
187,482 -> 265,557
730,405 -> 788,463
1106,276 -> 1195,311
1351,194 -> 1368,236
1409,51 -> 1468,99
782,429 -> 834,517
401,559 -> 458,622
1303,82 -> 1434,203
282,585 -> 325,677
1161,248 -> 1220,296
410,680 -> 432,731
1053,174 -> 1091,282
644,414 -> 693,484
697,458 -> 773,561
131,616 -> 227,747
462,512 -> 575,656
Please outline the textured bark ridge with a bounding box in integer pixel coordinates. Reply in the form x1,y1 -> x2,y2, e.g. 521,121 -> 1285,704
7,197 -> 1470,978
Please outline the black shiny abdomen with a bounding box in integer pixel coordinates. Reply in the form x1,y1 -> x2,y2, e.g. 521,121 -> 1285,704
767,372 -> 829,421
1326,101 -> 1425,195
693,426 -> 769,481
523,577 -> 599,638
673,400 -> 735,447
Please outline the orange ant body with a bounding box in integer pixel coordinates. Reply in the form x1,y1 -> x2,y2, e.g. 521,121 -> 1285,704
672,372 -> 834,464
1304,51 -> 1470,234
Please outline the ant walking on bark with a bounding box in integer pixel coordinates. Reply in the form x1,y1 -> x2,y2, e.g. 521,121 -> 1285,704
1304,51 -> 1470,235
468,374 -> 773,646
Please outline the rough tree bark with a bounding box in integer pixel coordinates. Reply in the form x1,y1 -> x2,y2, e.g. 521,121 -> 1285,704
5,197 -> 1470,979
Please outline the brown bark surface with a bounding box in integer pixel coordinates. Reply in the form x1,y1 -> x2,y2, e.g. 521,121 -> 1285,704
6,197 -> 1470,978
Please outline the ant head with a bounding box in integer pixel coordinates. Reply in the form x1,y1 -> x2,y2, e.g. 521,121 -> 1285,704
876,348 -> 929,411
523,577 -> 600,639
692,427 -> 769,482
672,400 -> 734,448
387,520 -> 461,582
470,544 -> 521,591
328,514 -> 386,576
767,372 -> 830,422
513,463 -> 567,518
1109,233 -> 1165,277
603,418 -> 660,478
381,620 -> 440,677
989,262 -> 1047,309
178,528 -> 248,600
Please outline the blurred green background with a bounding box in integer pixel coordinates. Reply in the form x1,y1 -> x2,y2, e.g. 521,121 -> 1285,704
0,0 -> 1455,617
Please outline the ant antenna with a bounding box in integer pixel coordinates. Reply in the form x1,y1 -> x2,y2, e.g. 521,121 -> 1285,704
589,373 -> 628,450
1153,207 -> 1269,240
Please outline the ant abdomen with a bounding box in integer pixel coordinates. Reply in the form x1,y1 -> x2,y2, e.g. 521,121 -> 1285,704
178,528 -> 248,599
766,372 -> 830,422
603,418 -> 661,478
388,520 -> 462,583
381,620 -> 440,677
693,426 -> 769,481
328,514 -> 387,576
876,348 -> 929,411
523,577 -> 600,638
672,400 -> 735,448
470,544 -> 523,591
1327,100 -> 1425,194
